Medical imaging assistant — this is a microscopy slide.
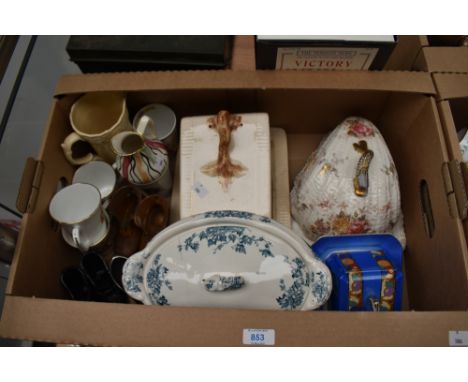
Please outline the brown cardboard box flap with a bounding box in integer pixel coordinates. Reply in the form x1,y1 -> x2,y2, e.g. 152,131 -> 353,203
433,73 -> 468,100
442,160 -> 468,219
16,158 -> 44,214
1,296 -> 468,346
54,71 -> 436,96
415,47 -> 468,74
417,36 -> 429,46
383,36 -> 424,71
230,36 -> 256,71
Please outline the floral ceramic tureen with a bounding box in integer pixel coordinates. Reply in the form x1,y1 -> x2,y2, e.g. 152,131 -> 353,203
122,210 -> 332,310
290,117 -> 406,247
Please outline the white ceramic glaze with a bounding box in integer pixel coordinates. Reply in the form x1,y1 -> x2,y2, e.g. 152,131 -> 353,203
180,112 -> 271,218
459,128 -> 468,162
112,129 -> 171,193
61,211 -> 110,250
72,161 -> 116,199
290,117 -> 406,247
133,104 -> 177,151
49,183 -> 110,252
122,210 -> 332,310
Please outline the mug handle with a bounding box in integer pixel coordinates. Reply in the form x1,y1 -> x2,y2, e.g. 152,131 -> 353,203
61,132 -> 95,166
72,226 -> 88,254
135,115 -> 158,140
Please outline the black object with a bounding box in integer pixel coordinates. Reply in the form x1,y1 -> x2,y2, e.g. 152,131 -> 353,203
255,36 -> 397,70
427,35 -> 468,47
60,267 -> 94,301
0,36 -> 19,84
80,252 -> 128,303
66,36 -> 233,73
110,256 -> 127,291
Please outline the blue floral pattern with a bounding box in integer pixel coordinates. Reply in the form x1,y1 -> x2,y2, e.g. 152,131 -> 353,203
178,226 -> 273,257
203,210 -> 273,224
276,258 -> 309,310
310,270 -> 328,303
123,261 -> 144,295
204,210 -> 254,220
146,254 -> 173,305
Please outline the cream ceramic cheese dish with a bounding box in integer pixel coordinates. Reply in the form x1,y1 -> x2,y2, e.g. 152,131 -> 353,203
122,210 -> 332,310
180,111 -> 271,218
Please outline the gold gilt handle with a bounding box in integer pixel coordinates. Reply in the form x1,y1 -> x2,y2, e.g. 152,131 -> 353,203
353,140 -> 374,197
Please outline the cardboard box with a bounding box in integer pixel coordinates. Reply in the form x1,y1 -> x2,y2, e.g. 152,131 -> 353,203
433,73 -> 468,261
382,36 -> 424,71
255,36 -> 396,70
414,36 -> 468,73
1,70 -> 468,346
232,36 -> 421,72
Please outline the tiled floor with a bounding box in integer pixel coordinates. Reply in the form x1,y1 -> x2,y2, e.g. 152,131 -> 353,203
0,35 -> 80,346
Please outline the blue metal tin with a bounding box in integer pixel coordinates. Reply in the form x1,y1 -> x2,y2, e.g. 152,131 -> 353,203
312,234 -> 403,311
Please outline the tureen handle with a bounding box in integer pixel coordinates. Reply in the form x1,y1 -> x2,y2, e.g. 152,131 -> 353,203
202,274 -> 245,292
121,251 -> 147,302
301,260 -> 333,310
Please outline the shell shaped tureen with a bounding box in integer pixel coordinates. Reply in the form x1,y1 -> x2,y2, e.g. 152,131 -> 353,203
122,210 -> 332,310
290,117 -> 406,247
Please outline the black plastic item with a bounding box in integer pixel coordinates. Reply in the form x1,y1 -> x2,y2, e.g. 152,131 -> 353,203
66,36 -> 233,73
427,35 -> 468,47
60,267 -> 94,301
81,252 -> 127,303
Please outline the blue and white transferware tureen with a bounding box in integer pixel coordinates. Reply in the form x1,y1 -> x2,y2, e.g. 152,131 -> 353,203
122,210 -> 332,310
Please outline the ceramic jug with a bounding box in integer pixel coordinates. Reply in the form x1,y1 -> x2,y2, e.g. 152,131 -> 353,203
64,92 -> 133,165
111,118 -> 172,194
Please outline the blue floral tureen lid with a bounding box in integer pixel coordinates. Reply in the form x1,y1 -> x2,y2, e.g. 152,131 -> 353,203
122,210 -> 332,310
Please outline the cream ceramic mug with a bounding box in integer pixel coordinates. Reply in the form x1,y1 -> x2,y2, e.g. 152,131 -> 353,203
49,183 -> 110,253
62,92 -> 132,165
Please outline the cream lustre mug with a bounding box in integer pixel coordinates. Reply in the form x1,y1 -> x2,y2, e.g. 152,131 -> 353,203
49,183 -> 110,253
62,92 -> 132,165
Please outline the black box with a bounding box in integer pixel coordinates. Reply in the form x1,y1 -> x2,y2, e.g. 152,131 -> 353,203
255,35 -> 397,70
66,36 -> 233,73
